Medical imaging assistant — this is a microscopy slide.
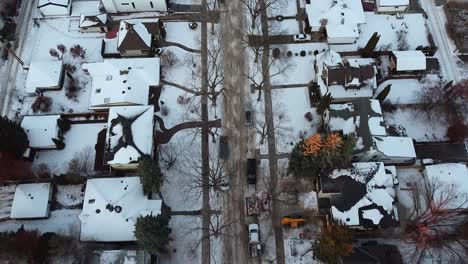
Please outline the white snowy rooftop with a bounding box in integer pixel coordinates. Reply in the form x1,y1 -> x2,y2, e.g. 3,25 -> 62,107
79,13 -> 107,28
78,177 -> 162,241
392,51 -> 426,71
25,60 -> 63,94
21,115 -> 60,149
105,105 -> 154,166
10,183 -> 51,219
38,0 -> 69,7
305,0 -> 365,33
117,18 -> 159,50
379,0 -> 409,6
373,136 -> 416,159
424,163 -> 468,209
330,162 -> 398,227
83,58 -> 160,109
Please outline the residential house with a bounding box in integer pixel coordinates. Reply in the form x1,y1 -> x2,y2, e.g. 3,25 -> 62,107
79,13 -> 109,33
305,0 -> 365,44
78,177 -> 162,241
104,105 -> 154,170
328,98 -> 416,164
342,244 -> 403,264
423,163 -> 468,210
38,0 -> 71,16
83,57 -> 160,110
117,19 -> 164,57
21,115 -> 61,150
100,0 -> 168,13
376,0 -> 409,13
25,60 -> 64,94
318,162 -> 400,229
389,50 -> 427,73
10,183 -> 52,219
315,50 -> 376,102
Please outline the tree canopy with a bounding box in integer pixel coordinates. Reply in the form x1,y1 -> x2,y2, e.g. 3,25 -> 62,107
137,156 -> 165,195
0,116 -> 29,158
134,213 -> 172,254
312,223 -> 353,264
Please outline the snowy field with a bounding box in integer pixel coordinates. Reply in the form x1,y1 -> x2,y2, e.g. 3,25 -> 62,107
56,185 -> 84,207
165,22 -> 201,50
33,123 -> 106,175
376,75 -> 440,104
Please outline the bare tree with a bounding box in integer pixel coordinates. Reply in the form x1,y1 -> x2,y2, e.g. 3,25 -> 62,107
158,143 -> 181,170
255,100 -> 292,146
403,177 -> 468,264
240,0 -> 283,29
413,81 -> 455,122
188,213 -> 237,252
396,29 -> 409,51
206,33 -> 225,107
67,146 -> 94,177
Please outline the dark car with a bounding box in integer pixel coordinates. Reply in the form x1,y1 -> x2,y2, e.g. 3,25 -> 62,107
247,158 -> 258,184
219,136 -> 229,160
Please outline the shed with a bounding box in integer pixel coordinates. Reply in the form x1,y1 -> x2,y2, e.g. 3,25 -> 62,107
10,183 -> 52,219
390,51 -> 426,72
377,0 -> 409,13
25,60 -> 64,94
38,0 -> 71,16
79,13 -> 109,33
21,115 -> 61,149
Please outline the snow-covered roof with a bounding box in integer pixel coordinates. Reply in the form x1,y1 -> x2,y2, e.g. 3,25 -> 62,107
328,162 -> 399,227
305,0 -> 365,34
21,115 -> 60,149
79,13 -> 107,28
326,24 -> 359,39
373,136 -> 416,159
105,106 -> 154,166
25,61 -> 63,94
117,19 -> 159,51
379,0 -> 409,6
83,58 -> 160,109
10,183 -> 51,219
392,51 -> 426,71
78,177 -> 162,241
38,0 -> 70,7
424,163 -> 468,209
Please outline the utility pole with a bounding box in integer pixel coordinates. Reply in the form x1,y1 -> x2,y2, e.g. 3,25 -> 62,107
0,40 -> 24,66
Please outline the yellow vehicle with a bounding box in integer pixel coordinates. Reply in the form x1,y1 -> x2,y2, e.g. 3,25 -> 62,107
281,216 -> 306,228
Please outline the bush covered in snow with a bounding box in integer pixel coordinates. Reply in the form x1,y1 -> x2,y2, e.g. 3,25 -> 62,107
31,95 -> 52,113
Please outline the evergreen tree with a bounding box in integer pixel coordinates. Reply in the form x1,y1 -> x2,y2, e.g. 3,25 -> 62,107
52,138 -> 65,150
137,156 -> 165,195
134,213 -> 172,254
57,118 -> 71,132
361,32 -> 380,57
376,84 -> 391,103
0,116 -> 29,158
313,223 -> 353,264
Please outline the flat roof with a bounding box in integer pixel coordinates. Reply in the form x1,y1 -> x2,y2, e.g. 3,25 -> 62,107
25,61 -> 63,93
21,115 -> 61,149
392,50 -> 426,71
379,0 -> 409,6
10,183 -> 51,219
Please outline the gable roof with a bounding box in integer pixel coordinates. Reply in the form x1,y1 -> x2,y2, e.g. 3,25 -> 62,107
305,0 -> 365,32
83,58 -> 160,109
10,183 -> 51,219
21,115 -> 60,149
326,162 -> 399,228
78,177 -> 162,241
38,0 -> 69,8
25,60 -> 63,93
105,106 -> 154,165
117,19 -> 160,52
79,13 -> 108,28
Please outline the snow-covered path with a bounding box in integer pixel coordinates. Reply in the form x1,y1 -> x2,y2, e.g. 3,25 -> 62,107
421,0 -> 462,83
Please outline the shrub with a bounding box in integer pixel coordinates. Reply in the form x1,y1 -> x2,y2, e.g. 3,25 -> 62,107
304,112 -> 313,122
65,78 -> 79,99
63,63 -> 76,74
70,44 -> 86,59
0,116 -> 29,158
160,105 -> 169,116
447,123 -> 468,142
35,163 -> 51,178
49,49 -> 60,59
31,95 -> 52,113
134,213 -> 172,254
57,118 -> 71,132
52,138 -> 65,150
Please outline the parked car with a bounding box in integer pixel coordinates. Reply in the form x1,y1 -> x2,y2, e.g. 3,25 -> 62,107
247,158 -> 257,184
219,136 -> 229,160
293,34 -> 311,42
245,109 -> 253,127
248,223 -> 261,257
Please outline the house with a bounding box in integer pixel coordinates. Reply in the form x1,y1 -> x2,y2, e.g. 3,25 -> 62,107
100,0 -> 168,13
319,162 -> 399,229
305,0 -> 365,44
25,60 -> 64,94
78,177 -> 162,241
423,163 -> 468,210
38,0 -> 71,16
389,50 -> 426,73
342,244 -> 403,264
79,13 -> 109,33
83,57 -> 160,110
86,249 -> 152,264
10,183 -> 52,219
315,50 -> 376,102
376,0 -> 409,13
104,105 -> 154,170
117,19 -> 164,57
21,115 -> 61,150
328,98 -> 416,164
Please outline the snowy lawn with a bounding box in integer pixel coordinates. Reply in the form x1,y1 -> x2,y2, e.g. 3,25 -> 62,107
0,209 -> 81,238
269,0 -> 299,17
270,19 -> 301,35
33,122 -> 107,176
384,108 -> 448,142
376,74 -> 440,104
358,13 -> 430,50
395,168 -> 425,220
284,238 -> 319,264
165,22 -> 201,50
56,185 -> 84,207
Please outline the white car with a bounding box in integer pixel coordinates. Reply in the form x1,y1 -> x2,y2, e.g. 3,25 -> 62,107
248,224 -> 260,243
293,34 -> 311,42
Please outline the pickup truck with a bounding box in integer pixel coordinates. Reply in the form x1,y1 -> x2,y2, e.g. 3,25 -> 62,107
248,223 -> 261,257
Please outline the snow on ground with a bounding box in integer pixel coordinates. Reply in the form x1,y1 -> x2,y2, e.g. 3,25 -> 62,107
269,43 -> 328,86
0,209 -> 81,238
270,19 -> 301,35
396,168 -> 425,217
56,185 -> 84,207
159,215 -> 202,264
33,123 -> 106,176
384,108 -> 448,142
269,0 -> 299,17
284,238 -> 319,264
271,88 -> 318,153
376,75 -> 440,104
358,13 -> 429,51
165,22 -> 201,50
